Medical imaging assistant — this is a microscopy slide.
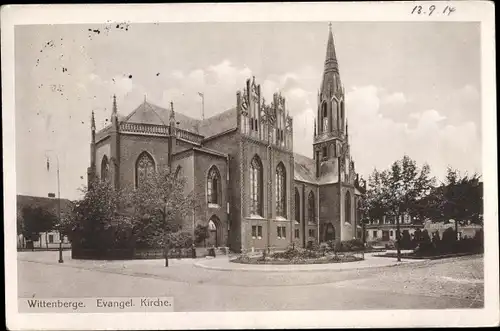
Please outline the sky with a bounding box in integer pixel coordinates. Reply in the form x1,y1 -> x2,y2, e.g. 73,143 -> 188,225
15,22 -> 482,200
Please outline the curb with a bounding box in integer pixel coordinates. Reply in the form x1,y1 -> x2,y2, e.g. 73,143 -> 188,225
193,259 -> 418,273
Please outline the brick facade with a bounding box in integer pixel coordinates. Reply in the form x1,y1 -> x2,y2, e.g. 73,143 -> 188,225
87,26 -> 366,253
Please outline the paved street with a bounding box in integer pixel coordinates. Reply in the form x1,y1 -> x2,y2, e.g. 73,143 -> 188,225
18,251 -> 483,311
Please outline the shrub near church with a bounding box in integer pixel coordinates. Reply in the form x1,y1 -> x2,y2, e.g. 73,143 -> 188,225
70,167 -> 196,259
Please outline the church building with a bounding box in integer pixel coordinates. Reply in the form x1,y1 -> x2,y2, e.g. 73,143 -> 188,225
87,25 -> 366,253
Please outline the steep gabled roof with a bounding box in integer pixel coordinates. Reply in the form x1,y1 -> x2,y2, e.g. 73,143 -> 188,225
198,107 -> 238,138
122,101 -> 237,138
293,153 -> 317,184
124,101 -> 202,132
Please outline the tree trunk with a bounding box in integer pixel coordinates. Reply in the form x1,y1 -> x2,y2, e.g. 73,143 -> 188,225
45,232 -> 49,250
39,234 -> 42,248
395,214 -> 402,262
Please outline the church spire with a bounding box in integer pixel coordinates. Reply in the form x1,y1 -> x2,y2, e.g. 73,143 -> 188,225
320,23 -> 341,99
324,22 -> 339,75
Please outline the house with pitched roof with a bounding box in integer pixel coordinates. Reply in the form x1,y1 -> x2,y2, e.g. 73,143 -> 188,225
87,26 -> 366,252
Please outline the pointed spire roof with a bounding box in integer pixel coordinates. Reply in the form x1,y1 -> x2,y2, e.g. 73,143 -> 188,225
324,22 -> 338,74
320,23 -> 341,98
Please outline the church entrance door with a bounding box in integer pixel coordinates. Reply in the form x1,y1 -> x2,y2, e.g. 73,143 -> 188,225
325,223 -> 335,241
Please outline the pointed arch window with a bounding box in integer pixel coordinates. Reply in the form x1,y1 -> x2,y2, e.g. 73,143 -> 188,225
332,99 -> 338,131
294,188 -> 300,223
101,155 -> 110,182
276,163 -> 287,218
207,166 -> 221,205
308,191 -> 316,223
345,191 -> 352,224
136,152 -> 155,188
250,156 -> 263,216
340,100 -> 345,130
322,102 -> 328,133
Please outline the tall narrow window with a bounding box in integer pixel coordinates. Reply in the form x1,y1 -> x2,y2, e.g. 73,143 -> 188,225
322,102 -> 328,133
136,152 -> 155,188
308,191 -> 316,223
332,99 -> 338,131
174,165 -> 183,179
294,188 -> 300,222
207,166 -> 221,205
250,156 -> 263,216
315,151 -> 320,175
276,163 -> 286,218
345,191 -> 352,224
340,101 -> 345,130
101,155 -> 110,182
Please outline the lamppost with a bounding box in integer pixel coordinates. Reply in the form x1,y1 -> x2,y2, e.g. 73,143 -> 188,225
45,150 -> 63,263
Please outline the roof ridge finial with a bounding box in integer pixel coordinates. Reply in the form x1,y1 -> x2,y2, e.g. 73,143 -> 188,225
112,94 -> 117,116
169,101 -> 175,122
91,110 -> 96,131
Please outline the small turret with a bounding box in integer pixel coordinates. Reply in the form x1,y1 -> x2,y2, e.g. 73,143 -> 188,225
111,94 -> 118,126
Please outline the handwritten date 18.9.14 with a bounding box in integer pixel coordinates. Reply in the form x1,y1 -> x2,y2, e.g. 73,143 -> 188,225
411,5 -> 456,16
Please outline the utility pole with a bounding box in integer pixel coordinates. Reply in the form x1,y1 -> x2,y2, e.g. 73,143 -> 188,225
45,150 -> 63,263
395,213 -> 402,262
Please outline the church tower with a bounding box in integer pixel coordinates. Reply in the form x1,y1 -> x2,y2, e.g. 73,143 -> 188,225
314,23 -> 360,244
313,23 -> 347,178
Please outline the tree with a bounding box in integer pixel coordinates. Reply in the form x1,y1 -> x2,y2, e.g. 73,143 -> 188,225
431,231 -> 441,249
441,227 -> 456,252
125,167 -> 196,252
21,205 -> 57,249
70,179 -> 129,251
367,155 -> 435,261
400,230 -> 412,249
438,168 -> 483,233
359,169 -> 388,224
194,224 -> 209,247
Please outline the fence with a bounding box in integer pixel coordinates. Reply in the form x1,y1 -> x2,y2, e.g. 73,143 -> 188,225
71,247 -> 200,260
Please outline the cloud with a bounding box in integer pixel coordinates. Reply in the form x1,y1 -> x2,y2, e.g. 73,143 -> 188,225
382,92 -> 407,106
340,85 -> 481,182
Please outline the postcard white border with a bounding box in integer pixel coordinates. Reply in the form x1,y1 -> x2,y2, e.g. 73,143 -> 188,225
2,2 -> 498,329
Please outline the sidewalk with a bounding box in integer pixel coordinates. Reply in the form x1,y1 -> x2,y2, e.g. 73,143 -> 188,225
194,253 -> 427,272
18,250 -> 198,272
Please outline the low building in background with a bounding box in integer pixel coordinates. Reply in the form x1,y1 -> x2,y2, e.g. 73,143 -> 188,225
365,214 -> 483,246
365,214 -> 423,245
424,220 -> 483,240
17,194 -> 73,250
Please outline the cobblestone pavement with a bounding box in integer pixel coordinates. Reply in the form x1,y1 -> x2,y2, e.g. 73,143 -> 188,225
17,251 -> 483,311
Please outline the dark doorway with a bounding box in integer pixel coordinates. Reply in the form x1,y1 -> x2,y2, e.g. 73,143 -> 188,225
325,223 -> 335,241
